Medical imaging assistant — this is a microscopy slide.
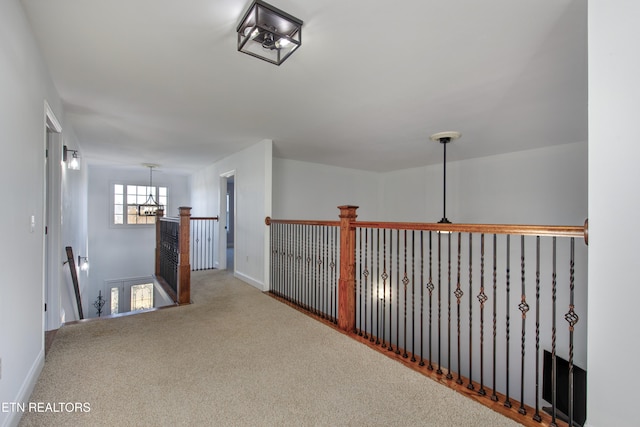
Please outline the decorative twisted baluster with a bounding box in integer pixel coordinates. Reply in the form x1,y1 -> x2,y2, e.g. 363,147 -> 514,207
419,231 -> 425,367
411,230 -> 417,362
403,230 -> 409,359
518,236 -> 529,415
427,231 -> 434,371
455,233 -> 463,385
504,235 -> 512,408
477,234 -> 487,395
534,237 -> 542,422
467,233 -> 474,390
446,232 -> 453,379
565,238 -> 579,427
491,234 -> 498,402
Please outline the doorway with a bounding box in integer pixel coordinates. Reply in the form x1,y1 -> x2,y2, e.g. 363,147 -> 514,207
220,172 -> 235,271
44,102 -> 62,332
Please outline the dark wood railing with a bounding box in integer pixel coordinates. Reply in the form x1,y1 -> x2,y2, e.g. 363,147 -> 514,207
266,206 -> 588,427
190,216 -> 219,271
155,207 -> 192,304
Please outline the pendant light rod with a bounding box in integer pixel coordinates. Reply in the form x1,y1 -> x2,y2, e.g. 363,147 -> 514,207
429,131 -> 461,224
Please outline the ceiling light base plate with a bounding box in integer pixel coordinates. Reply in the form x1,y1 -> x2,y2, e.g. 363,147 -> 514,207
430,131 -> 461,143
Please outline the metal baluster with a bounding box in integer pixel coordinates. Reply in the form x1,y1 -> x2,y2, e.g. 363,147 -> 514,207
478,234 -> 487,395
359,228 -> 365,336
534,236 -> 542,422
565,238 -> 578,427
447,231 -> 453,379
372,228 -> 378,343
411,230 -> 416,362
491,234 -> 498,402
369,229 -> 380,342
306,226 -> 311,311
381,229 -> 388,347
518,235 -> 529,415
420,231 -> 425,367
437,230 -> 443,374
403,229 -> 409,358
396,229 -> 401,355
504,235 -> 512,408
455,233 -> 463,384
371,228 -> 380,345
356,228 -> 364,336
428,231 -> 434,371
386,229 -> 392,350
363,230 -> 373,339
467,233 -> 474,390
550,237 -> 557,427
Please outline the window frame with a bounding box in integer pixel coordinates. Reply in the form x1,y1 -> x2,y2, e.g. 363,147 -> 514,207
111,181 -> 169,227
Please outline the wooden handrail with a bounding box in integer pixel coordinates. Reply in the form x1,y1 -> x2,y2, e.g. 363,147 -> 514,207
191,216 -> 219,221
266,216 -> 588,242
353,221 -> 586,240
265,216 -> 340,227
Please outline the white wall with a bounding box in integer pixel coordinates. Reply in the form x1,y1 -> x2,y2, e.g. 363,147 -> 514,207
380,142 -> 587,225
587,2 -> 640,426
272,158 -> 381,221
86,165 -> 190,318
0,1 -> 73,426
191,140 -> 272,290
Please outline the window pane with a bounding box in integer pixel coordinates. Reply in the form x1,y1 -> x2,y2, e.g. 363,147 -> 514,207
114,214 -> 123,225
114,184 -> 123,194
114,194 -> 123,205
128,214 -> 138,224
131,284 -> 153,311
110,287 -> 119,315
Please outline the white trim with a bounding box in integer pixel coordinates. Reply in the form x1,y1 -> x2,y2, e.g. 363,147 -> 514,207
2,350 -> 44,427
43,101 -> 64,331
234,271 -> 264,291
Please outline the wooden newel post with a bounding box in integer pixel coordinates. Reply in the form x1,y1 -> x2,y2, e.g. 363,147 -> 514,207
178,206 -> 192,304
155,208 -> 164,278
338,205 -> 358,332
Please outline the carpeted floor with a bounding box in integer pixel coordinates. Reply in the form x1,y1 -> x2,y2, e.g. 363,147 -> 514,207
20,269 -> 520,427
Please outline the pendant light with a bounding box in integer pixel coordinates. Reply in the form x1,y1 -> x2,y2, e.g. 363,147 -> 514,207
429,131 -> 461,225
137,164 -> 164,216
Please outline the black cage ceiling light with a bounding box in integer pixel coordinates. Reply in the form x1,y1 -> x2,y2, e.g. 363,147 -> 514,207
237,0 -> 303,66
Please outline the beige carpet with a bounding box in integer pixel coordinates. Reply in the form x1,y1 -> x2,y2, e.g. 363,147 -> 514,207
20,270 -> 520,427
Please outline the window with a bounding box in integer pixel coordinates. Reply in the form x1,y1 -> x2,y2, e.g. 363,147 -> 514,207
113,184 -> 167,225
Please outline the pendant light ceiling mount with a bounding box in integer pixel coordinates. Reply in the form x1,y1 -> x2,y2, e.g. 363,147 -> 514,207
429,131 -> 462,225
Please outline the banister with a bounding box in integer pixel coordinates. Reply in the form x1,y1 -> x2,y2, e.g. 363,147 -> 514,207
266,216 -> 588,242
265,216 -> 339,227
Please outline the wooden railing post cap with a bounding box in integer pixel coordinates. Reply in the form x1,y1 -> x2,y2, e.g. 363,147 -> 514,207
156,208 -> 164,218
265,216 -> 271,226
179,206 -> 192,215
338,205 -> 359,218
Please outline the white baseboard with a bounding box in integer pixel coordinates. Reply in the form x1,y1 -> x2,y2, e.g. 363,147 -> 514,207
2,349 -> 44,427
233,271 -> 265,291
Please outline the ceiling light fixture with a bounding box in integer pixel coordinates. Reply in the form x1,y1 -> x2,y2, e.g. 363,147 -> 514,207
430,131 -> 461,225
138,164 -> 164,216
237,0 -> 303,66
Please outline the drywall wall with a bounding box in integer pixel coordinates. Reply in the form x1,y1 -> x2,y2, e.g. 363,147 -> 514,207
380,141 -> 587,225
272,158 -> 381,221
190,140 -> 272,290
0,1 -> 72,426
587,1 -> 640,426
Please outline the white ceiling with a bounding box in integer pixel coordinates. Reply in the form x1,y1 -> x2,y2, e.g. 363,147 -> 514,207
21,0 -> 587,173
